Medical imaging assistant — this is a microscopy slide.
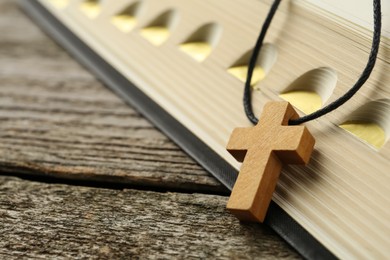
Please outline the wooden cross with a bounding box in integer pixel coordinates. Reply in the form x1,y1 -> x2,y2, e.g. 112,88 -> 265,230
226,101 -> 315,222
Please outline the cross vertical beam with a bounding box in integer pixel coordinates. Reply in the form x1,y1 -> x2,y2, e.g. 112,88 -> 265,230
226,102 -> 315,222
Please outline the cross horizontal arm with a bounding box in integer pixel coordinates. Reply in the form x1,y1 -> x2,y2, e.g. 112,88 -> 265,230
226,127 -> 255,162
272,126 -> 315,165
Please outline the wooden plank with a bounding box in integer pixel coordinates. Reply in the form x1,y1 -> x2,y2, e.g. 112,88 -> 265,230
0,0 -> 224,193
0,176 -> 299,259
23,1 -> 390,258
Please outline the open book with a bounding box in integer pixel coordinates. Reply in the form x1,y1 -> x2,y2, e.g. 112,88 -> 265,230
21,0 -> 390,258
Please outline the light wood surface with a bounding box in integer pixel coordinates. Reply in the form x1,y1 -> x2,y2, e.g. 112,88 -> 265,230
35,0 -> 390,258
0,1 -> 300,258
227,102 -> 315,222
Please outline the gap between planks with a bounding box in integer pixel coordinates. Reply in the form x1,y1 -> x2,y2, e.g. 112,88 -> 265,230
0,0 -> 225,194
0,176 -> 299,259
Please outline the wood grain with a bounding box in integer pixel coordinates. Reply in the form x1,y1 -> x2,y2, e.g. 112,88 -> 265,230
0,0 -> 224,193
226,102 -> 315,222
37,0 -> 390,258
0,2 -> 301,258
0,176 -> 299,259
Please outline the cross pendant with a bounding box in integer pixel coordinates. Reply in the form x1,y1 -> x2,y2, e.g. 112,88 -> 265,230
226,101 -> 315,222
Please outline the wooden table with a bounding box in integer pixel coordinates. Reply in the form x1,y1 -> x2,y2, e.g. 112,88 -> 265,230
0,0 -> 299,258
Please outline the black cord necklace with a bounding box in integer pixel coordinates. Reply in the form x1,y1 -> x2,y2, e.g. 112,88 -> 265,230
243,0 -> 382,125
225,1 -> 382,223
